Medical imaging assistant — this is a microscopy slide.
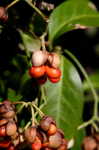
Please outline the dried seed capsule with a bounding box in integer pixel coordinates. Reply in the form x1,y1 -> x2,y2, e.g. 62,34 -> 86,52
2,110 -> 15,119
40,116 -> 56,131
48,131 -> 63,148
32,50 -> 48,66
48,53 -> 60,68
25,126 -> 37,143
6,121 -> 17,136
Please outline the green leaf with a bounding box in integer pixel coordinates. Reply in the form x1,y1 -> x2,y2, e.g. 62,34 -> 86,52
48,0 -> 99,42
43,56 -> 84,149
19,30 -> 41,53
7,88 -> 22,102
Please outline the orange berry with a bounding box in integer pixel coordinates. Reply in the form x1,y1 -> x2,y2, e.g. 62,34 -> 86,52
29,66 -> 46,78
46,66 -> 61,79
49,77 -> 60,83
32,136 -> 42,150
47,124 -> 57,136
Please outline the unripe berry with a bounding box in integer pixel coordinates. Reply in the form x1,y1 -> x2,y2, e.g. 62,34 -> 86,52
29,66 -> 46,78
40,116 -> 56,131
46,66 -> 61,79
47,124 -> 57,136
48,53 -> 60,68
6,121 -> 17,136
48,131 -> 63,148
25,126 -> 37,143
32,50 -> 48,66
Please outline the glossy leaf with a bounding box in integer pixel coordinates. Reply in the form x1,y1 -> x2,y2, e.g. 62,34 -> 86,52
48,0 -> 99,42
43,56 -> 84,149
19,30 -> 41,52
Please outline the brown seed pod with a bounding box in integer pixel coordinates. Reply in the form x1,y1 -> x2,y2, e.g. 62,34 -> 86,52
47,124 -> 57,136
24,126 -> 37,143
0,7 -> 8,22
57,139 -> 68,150
6,121 -> 17,136
2,110 -> 15,119
48,53 -> 60,68
40,116 -> 56,131
82,136 -> 97,150
32,50 -> 48,66
48,131 -> 63,148
0,118 -> 8,126
37,130 -> 48,143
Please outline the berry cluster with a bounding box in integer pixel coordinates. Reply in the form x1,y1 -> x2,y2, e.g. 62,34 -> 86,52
82,134 -> 99,150
29,50 -> 61,84
24,116 -> 68,150
0,100 -> 67,150
0,101 -> 17,149
0,7 -> 8,22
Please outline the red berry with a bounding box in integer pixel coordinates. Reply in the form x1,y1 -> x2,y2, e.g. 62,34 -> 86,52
7,145 -> 15,150
32,136 -> 42,150
29,66 -> 46,78
46,66 -> 61,78
0,140 -> 11,148
47,124 -> 57,136
49,77 -> 60,83
0,125 -> 6,136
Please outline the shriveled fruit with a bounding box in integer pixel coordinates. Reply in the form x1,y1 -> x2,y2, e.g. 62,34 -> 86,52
32,50 -> 48,66
40,116 -> 56,131
48,131 -> 63,148
58,139 -> 68,150
29,66 -> 46,78
46,66 -> 61,79
6,121 -> 17,136
2,110 -> 15,119
47,124 -> 57,136
25,126 -> 37,143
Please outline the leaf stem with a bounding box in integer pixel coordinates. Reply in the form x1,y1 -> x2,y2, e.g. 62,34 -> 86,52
25,0 -> 48,22
65,50 -> 99,130
6,0 -> 20,10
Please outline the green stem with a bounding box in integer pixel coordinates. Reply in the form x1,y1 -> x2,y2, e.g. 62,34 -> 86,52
65,50 -> 99,117
25,0 -> 48,22
30,105 -> 35,126
32,102 -> 45,117
6,0 -> 20,10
